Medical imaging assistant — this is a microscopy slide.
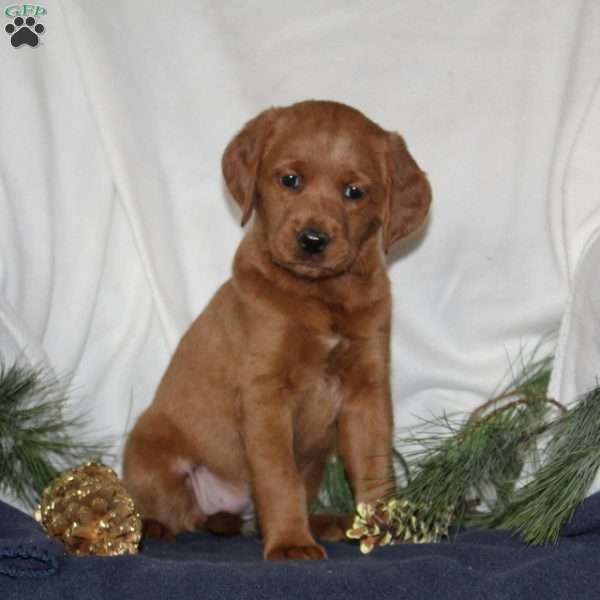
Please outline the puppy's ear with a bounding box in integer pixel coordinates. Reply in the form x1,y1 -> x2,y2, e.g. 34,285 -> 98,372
222,108 -> 278,226
383,133 -> 432,253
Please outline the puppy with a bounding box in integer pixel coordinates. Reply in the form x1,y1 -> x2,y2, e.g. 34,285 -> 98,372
123,100 -> 431,560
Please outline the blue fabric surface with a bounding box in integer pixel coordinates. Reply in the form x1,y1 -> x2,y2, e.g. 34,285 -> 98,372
2,496 -> 600,600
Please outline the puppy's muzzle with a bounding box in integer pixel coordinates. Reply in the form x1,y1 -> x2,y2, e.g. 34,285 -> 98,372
297,229 -> 330,255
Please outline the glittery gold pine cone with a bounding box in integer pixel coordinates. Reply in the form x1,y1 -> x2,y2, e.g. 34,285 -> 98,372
35,462 -> 142,556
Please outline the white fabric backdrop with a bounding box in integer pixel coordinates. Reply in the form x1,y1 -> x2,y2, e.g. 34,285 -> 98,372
1,0 -> 599,505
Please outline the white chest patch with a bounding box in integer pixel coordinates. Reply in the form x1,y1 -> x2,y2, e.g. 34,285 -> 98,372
321,333 -> 345,352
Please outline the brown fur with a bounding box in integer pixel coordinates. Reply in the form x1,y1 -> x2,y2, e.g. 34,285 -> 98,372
123,100 -> 431,560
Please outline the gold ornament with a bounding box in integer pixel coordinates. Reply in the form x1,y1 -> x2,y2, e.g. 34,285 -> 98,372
35,462 -> 142,556
346,497 -> 453,554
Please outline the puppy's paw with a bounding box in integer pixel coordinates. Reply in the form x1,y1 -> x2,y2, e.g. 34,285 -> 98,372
205,511 -> 243,536
265,542 -> 327,560
309,513 -> 355,541
142,519 -> 175,540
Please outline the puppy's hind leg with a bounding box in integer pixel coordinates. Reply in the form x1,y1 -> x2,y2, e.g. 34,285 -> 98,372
123,411 -> 203,537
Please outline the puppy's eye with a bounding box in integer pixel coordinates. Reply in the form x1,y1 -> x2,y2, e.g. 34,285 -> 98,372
280,174 -> 303,190
344,184 -> 364,201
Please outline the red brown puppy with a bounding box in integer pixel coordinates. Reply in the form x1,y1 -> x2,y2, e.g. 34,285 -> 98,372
123,100 -> 431,560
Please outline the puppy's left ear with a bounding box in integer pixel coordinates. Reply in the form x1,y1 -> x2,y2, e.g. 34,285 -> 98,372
222,108 -> 279,226
383,133 -> 432,253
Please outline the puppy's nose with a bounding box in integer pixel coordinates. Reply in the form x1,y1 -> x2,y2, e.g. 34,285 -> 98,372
297,229 -> 330,254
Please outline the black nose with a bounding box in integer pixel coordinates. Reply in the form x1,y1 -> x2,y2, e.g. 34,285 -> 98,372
297,229 -> 330,254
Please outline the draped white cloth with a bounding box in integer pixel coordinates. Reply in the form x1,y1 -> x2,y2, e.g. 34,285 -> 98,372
1,0 -> 599,504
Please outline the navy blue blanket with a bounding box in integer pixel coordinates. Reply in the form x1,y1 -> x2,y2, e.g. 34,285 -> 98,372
2,496 -> 600,600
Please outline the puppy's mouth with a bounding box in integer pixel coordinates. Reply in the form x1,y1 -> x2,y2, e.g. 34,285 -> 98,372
271,251 -> 354,280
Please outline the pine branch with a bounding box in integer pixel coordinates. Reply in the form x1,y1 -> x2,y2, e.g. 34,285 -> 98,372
394,354 -> 556,535
0,361 -> 110,508
486,386 -> 600,544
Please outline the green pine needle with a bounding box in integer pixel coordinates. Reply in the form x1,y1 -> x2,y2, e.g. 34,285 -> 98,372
311,455 -> 355,514
395,354 -> 556,527
488,386 -> 600,544
497,350 -> 553,401
0,361 -> 110,508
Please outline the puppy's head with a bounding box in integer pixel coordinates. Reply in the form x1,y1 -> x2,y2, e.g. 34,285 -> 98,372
223,100 -> 431,279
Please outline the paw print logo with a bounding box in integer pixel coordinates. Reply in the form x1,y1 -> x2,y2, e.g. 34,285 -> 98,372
5,16 -> 45,47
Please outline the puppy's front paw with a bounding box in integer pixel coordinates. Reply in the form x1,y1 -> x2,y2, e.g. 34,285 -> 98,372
265,542 -> 327,560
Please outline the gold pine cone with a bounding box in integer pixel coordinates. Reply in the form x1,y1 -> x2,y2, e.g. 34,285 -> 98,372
35,462 -> 142,556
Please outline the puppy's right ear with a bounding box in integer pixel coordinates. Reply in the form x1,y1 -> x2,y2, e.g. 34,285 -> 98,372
222,108 -> 278,226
